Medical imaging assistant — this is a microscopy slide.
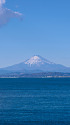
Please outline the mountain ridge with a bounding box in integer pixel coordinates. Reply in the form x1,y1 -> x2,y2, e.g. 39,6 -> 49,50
0,55 -> 70,73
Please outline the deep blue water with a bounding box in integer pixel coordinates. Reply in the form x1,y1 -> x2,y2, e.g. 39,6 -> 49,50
0,78 -> 70,125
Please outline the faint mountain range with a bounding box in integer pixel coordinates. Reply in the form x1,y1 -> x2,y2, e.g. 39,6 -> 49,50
0,55 -> 70,74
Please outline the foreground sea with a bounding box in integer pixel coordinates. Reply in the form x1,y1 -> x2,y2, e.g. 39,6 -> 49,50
0,78 -> 70,125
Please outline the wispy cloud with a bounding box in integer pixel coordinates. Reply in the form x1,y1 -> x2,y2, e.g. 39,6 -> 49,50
0,0 -> 22,27
0,0 -> 5,5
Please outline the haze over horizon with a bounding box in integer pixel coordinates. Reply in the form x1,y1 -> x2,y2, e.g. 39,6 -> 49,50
0,0 -> 70,67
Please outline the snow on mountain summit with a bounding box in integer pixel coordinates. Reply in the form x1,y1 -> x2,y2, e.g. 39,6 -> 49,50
3,55 -> 70,73
24,55 -> 54,65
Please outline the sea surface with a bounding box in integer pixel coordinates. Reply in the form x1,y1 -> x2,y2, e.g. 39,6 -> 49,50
0,78 -> 70,125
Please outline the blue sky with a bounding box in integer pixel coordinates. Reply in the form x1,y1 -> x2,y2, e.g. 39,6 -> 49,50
0,0 -> 70,67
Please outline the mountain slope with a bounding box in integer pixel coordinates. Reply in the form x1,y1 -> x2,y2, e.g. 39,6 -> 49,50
1,55 -> 70,73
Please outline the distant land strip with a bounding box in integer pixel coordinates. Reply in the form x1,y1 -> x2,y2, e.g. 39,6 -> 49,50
0,72 -> 70,78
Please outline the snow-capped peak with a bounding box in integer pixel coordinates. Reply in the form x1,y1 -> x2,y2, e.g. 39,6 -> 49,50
24,55 -> 54,66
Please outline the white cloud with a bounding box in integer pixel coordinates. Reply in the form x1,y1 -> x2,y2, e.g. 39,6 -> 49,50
0,0 -> 22,27
0,0 -> 5,5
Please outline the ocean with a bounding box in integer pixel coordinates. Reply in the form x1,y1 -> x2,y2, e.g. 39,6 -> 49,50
0,78 -> 70,125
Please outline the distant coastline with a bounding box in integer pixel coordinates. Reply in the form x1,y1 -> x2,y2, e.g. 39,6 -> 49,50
0,72 -> 70,78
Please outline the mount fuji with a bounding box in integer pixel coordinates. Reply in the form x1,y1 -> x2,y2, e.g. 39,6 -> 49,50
1,55 -> 70,73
